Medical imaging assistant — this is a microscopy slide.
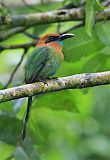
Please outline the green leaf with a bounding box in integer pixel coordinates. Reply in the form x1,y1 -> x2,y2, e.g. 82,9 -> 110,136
0,142 -> 15,160
33,90 -> 78,112
0,101 -> 13,113
83,53 -> 109,72
0,114 -> 22,145
64,0 -> 81,6
95,21 -> 110,46
14,147 -> 29,160
99,46 -> 110,55
0,82 -> 4,90
33,24 -> 55,36
96,0 -> 109,10
92,86 -> 110,135
85,0 -> 96,37
11,1 -> 63,14
30,107 -> 80,140
63,27 -> 104,62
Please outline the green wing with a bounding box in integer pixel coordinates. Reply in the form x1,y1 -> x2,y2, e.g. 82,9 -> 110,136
25,47 -> 49,83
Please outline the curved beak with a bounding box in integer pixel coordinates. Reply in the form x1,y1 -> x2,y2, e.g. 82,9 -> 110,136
59,33 -> 75,41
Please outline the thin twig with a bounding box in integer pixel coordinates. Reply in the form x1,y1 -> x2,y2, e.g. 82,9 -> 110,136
4,49 -> 28,89
0,27 -> 26,41
0,22 -> 84,51
0,48 -> 4,53
24,31 -> 39,39
0,1 -> 13,14
0,71 -> 110,103
0,41 -> 37,50
60,21 -> 84,34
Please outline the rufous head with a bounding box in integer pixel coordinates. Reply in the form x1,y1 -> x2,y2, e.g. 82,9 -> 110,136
37,32 -> 74,52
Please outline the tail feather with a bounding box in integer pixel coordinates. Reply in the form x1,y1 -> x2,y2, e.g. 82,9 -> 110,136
22,96 -> 32,140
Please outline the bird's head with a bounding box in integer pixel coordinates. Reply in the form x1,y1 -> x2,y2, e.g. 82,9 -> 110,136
37,32 -> 74,51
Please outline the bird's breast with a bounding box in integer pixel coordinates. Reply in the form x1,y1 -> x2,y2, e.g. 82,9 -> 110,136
25,46 -> 64,83
38,46 -> 64,78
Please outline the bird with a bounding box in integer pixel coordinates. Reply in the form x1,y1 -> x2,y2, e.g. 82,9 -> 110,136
22,32 -> 74,140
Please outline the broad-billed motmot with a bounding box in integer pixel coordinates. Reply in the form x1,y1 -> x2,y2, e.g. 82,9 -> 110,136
22,32 -> 74,140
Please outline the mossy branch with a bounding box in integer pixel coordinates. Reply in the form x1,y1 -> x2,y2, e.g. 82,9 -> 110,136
0,7 -> 110,29
0,71 -> 110,103
0,8 -> 84,29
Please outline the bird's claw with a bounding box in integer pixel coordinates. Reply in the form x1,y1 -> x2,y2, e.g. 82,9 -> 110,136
39,79 -> 48,85
47,77 -> 58,80
39,77 -> 58,85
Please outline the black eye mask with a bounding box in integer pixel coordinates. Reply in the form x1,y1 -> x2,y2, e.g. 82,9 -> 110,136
45,36 -> 58,44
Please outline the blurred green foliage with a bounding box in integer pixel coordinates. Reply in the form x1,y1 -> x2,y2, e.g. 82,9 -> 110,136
0,0 -> 110,159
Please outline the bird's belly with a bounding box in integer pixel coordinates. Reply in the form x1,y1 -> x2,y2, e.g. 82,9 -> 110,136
38,55 -> 62,79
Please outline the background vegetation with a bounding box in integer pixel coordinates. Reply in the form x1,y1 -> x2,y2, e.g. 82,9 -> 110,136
0,0 -> 110,159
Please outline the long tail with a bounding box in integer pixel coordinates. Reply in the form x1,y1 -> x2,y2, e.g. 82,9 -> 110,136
22,96 -> 33,140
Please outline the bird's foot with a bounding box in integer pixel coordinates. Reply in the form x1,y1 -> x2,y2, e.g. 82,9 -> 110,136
47,77 -> 58,80
39,77 -> 58,85
39,79 -> 48,85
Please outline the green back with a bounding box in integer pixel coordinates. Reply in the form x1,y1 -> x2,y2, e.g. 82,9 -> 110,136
25,47 -> 49,83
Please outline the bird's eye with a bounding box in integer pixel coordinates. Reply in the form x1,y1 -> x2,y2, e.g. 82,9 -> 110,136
45,36 -> 57,44
49,36 -> 56,40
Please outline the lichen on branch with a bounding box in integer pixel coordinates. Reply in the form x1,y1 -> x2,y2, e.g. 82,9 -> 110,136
0,71 -> 110,103
0,7 -> 110,29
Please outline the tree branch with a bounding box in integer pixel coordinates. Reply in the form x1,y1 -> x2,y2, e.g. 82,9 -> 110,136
0,7 -> 110,29
4,49 -> 28,89
0,41 -> 37,51
0,7 -> 84,29
0,71 -> 110,103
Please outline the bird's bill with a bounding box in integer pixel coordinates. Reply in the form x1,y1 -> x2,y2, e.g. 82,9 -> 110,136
59,33 -> 75,40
